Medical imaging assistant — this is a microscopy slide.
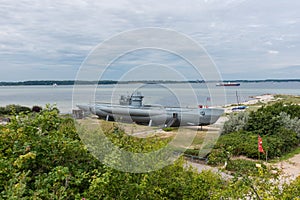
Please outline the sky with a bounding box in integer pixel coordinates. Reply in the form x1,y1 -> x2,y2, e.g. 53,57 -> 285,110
0,0 -> 300,81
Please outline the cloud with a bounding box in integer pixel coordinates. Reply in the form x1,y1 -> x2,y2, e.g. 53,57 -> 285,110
0,0 -> 300,80
268,50 -> 279,54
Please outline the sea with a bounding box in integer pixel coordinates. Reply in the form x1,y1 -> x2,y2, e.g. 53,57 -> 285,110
0,82 -> 299,113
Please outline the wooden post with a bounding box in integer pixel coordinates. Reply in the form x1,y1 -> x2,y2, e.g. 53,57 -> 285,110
236,90 -> 240,105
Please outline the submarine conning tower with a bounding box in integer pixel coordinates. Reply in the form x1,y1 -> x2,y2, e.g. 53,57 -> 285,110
130,92 -> 144,107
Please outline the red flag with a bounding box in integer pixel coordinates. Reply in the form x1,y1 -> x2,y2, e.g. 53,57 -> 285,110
258,135 -> 265,154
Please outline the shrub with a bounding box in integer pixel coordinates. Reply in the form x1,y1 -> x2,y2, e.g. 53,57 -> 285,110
32,105 -> 42,113
0,105 -> 49,116
245,102 -> 300,135
0,104 -> 32,115
0,109 -> 227,199
215,102 -> 300,160
222,111 -> 249,135
210,128 -> 299,161
184,148 -> 200,156
2,103 -> 300,199
264,128 -> 299,158
226,159 -> 266,175
207,147 -> 229,166
211,131 -> 258,158
279,112 -> 300,137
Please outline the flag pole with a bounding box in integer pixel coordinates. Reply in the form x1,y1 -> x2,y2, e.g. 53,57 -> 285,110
258,134 -> 260,161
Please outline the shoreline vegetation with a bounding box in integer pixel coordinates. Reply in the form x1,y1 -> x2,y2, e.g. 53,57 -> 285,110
1,94 -> 300,198
0,79 -> 300,86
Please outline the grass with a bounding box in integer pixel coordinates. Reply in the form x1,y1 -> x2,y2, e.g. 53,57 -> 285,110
268,146 -> 300,163
232,94 -> 300,112
274,94 -> 300,105
162,127 -> 178,132
243,105 -> 261,112
191,134 -> 205,147
247,100 -> 266,107
78,118 -> 220,157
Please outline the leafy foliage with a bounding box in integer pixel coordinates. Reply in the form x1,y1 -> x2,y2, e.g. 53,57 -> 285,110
0,105 -> 98,199
279,112 -> 300,137
225,159 -> 266,175
215,103 -> 300,162
0,106 -> 227,199
222,111 -> 249,135
2,104 -> 300,199
0,104 -> 31,115
245,102 -> 300,134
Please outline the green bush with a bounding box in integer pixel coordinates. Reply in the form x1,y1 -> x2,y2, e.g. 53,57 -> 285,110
226,159 -> 266,175
207,148 -> 229,166
210,128 -> 299,161
222,111 -> 249,135
0,104 -> 32,116
246,102 -> 300,135
2,104 -> 300,199
279,112 -> 300,137
213,103 -> 300,161
184,148 -> 200,156
0,107 -> 227,199
0,107 -> 100,198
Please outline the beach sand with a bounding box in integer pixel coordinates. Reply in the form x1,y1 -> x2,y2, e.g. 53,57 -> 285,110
222,94 -> 275,114
244,94 -> 275,105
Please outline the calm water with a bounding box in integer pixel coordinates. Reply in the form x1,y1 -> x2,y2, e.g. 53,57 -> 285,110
0,82 -> 299,113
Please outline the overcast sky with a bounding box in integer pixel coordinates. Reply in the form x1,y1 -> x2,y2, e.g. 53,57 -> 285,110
0,0 -> 300,81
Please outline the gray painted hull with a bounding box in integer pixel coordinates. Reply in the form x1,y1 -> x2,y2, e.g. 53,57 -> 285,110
77,103 -> 224,127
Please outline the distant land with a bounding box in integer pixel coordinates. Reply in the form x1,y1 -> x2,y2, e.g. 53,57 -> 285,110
0,79 -> 299,86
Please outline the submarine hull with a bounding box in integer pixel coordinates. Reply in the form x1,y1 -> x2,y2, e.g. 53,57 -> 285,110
77,103 -> 224,127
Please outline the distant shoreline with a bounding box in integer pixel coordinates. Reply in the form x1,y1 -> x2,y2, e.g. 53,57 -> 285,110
0,79 -> 300,86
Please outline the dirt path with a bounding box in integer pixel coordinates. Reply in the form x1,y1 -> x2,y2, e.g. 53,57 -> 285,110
273,154 -> 300,181
186,161 -> 232,180
185,153 -> 300,183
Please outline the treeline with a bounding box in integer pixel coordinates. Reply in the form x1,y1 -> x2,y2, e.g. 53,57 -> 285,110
0,80 -> 118,86
1,79 -> 299,86
0,80 -> 204,86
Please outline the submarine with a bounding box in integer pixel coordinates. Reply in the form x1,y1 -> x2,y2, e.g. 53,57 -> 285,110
77,92 -> 224,127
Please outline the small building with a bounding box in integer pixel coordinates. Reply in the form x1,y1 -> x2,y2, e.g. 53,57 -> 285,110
72,109 -> 84,119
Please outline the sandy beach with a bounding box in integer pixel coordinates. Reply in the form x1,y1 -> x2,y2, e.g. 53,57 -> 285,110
244,94 -> 275,105
222,94 -> 276,114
